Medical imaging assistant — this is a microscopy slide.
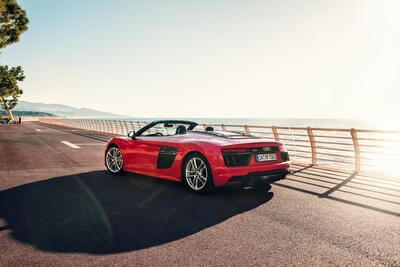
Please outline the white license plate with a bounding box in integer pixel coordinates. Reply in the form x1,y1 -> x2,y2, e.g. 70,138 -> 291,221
256,153 -> 277,162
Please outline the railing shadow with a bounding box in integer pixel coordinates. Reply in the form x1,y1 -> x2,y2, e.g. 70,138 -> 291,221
0,170 -> 273,254
275,164 -> 400,216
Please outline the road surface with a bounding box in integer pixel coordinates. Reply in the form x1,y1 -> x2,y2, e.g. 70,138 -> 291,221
0,122 -> 399,266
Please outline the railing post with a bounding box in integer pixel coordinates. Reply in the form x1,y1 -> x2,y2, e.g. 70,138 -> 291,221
104,120 -> 108,132
119,121 -> 124,135
113,120 -> 118,134
272,126 -> 280,142
350,128 -> 361,173
123,121 -> 129,135
106,120 -> 112,133
119,121 -> 123,135
96,120 -> 102,132
116,121 -> 121,134
110,120 -> 114,134
115,121 -> 119,134
110,120 -> 115,134
244,125 -> 250,134
307,127 -> 317,165
107,120 -> 111,133
93,120 -> 99,132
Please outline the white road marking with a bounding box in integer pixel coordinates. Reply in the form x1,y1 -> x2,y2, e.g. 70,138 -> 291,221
61,141 -> 80,149
35,128 -> 58,132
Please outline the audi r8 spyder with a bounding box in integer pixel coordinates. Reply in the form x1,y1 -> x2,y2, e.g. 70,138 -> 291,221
105,120 -> 290,193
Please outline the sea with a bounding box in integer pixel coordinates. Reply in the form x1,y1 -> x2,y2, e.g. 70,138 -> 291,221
89,118 -> 400,130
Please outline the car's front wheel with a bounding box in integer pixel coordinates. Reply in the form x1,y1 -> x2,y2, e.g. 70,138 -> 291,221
105,146 -> 124,174
183,153 -> 215,193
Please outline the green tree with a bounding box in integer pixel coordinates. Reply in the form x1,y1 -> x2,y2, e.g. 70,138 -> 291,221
0,0 -> 28,120
0,65 -> 24,120
0,0 -> 29,49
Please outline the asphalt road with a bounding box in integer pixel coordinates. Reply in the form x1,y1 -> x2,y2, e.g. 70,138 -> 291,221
0,122 -> 399,266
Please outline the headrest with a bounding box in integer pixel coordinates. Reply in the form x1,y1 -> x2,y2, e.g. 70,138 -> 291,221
176,125 -> 187,135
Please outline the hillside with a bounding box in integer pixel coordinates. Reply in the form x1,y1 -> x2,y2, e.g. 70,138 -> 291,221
14,101 -> 128,118
0,111 -> 56,117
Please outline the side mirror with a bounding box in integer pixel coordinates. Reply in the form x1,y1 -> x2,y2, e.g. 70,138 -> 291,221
128,131 -> 136,139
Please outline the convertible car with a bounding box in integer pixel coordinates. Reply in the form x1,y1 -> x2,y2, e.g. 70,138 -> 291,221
105,120 -> 290,193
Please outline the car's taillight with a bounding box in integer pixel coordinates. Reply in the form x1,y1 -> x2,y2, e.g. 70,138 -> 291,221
222,148 -> 252,166
281,152 -> 290,162
221,148 -> 250,154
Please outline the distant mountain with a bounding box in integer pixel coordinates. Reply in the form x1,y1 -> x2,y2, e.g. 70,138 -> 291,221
14,101 -> 128,118
1,110 -> 57,117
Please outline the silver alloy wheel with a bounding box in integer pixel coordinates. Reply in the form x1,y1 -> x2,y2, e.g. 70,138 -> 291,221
106,147 -> 123,173
185,157 -> 208,191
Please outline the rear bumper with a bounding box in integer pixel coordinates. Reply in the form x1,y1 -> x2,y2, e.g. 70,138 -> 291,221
212,161 -> 290,187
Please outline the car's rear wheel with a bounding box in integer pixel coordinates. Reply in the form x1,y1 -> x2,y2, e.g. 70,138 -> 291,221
106,146 -> 124,174
183,153 -> 215,193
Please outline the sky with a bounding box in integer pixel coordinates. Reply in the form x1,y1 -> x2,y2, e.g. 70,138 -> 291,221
1,0 -> 400,119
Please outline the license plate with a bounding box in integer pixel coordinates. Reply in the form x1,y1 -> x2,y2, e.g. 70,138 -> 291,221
256,153 -> 277,162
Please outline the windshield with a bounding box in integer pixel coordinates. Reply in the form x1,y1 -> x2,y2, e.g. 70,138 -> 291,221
138,122 -> 194,136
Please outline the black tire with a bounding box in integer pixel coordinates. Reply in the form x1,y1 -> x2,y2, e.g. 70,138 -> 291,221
182,152 -> 215,194
105,145 -> 124,174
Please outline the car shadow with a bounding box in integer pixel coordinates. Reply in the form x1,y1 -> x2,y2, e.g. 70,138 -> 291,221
0,170 -> 273,254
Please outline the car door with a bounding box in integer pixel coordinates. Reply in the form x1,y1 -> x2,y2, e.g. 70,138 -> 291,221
124,136 -> 168,177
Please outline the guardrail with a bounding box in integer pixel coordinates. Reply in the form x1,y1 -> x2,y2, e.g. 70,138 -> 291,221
39,118 -> 400,173
21,116 -> 40,122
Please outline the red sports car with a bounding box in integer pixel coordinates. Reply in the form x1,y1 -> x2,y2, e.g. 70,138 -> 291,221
105,120 -> 290,193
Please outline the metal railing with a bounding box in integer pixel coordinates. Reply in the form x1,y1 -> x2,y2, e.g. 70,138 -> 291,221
38,118 -> 400,173
21,116 -> 40,122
